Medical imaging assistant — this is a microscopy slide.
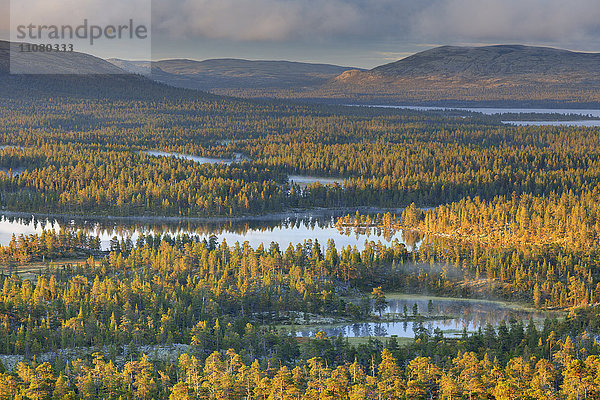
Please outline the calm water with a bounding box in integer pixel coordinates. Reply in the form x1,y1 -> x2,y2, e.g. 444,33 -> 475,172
144,151 -> 347,187
292,295 -> 549,338
503,120 -> 600,127
349,105 -> 600,127
0,214 -> 420,252
358,105 -> 600,117
217,139 -> 239,145
143,150 -> 246,165
0,167 -> 26,175
288,175 -> 344,187
143,151 -> 345,186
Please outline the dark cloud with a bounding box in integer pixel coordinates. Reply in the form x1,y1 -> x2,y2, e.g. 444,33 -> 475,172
2,0 -> 599,66
151,0 -> 600,48
152,0 -> 363,41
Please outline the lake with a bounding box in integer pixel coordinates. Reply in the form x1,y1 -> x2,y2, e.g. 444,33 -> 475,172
503,120 -> 600,127
0,167 -> 27,175
356,105 -> 600,118
0,213 -> 421,252
291,295 -> 550,338
350,105 -> 600,127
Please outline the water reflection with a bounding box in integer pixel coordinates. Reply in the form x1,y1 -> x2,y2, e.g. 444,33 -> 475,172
293,295 -> 549,338
143,150 -> 248,165
288,175 -> 345,187
503,120 -> 600,127
0,167 -> 27,175
354,105 -> 600,117
0,212 -> 421,251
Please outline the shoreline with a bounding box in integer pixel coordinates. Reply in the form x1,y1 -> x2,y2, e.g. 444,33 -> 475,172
0,206 -> 413,225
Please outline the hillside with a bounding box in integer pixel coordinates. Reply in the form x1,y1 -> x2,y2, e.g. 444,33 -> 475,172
4,41 -> 600,105
324,45 -> 600,104
0,41 -> 219,101
370,45 -> 600,78
108,58 -> 359,95
110,45 -> 600,104
1,41 -> 128,75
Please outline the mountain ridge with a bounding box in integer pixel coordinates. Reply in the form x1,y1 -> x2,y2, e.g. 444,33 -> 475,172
0,40 -> 221,101
108,58 -> 361,92
324,45 -> 600,103
368,45 -> 600,78
114,44 -> 600,103
2,41 -> 600,105
0,41 -> 127,75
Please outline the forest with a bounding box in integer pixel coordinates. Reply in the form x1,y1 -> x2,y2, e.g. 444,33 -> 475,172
0,226 -> 599,398
0,94 -> 600,217
0,76 -> 600,398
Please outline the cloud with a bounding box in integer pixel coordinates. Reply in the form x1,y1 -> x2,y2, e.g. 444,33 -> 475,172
2,0 -> 600,65
10,0 -> 150,26
152,0 -> 363,41
6,0 -> 600,48
148,0 -> 600,66
413,0 -> 600,45
149,0 -> 600,50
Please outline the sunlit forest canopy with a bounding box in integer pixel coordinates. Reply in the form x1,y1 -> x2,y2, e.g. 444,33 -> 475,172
1,77 -> 600,218
1,60 -> 600,400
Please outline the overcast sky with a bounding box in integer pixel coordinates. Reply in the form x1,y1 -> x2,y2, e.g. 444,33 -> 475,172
2,0 -> 600,68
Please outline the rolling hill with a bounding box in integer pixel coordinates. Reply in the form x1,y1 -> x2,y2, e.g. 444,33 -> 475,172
109,45 -> 600,104
108,58 -> 360,96
369,45 -> 600,78
0,41 -> 219,101
1,41 -> 126,75
3,41 -> 600,105
325,45 -> 600,104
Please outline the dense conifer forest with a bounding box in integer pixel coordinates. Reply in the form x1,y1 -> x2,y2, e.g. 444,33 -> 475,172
1,76 -> 600,398
1,93 -> 600,218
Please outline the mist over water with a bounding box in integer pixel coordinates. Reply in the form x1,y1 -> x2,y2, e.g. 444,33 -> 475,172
293,295 -> 550,338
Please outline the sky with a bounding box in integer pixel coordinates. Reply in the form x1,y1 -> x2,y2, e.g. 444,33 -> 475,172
2,0 -> 600,68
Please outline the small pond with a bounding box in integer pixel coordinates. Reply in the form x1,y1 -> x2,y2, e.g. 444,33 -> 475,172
288,175 -> 345,187
143,150 -> 248,165
291,294 -> 551,338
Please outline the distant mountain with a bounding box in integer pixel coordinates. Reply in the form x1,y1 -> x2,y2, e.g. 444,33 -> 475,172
3,41 -> 600,105
371,45 -> 600,78
1,41 -> 126,75
0,41 -> 219,101
326,45 -> 600,103
108,45 -> 600,104
105,59 -> 151,76
108,58 -> 360,95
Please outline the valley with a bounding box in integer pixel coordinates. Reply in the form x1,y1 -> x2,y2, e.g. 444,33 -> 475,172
0,38 -> 598,399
